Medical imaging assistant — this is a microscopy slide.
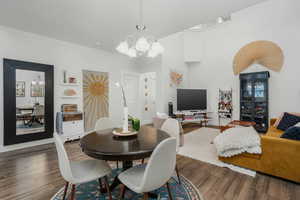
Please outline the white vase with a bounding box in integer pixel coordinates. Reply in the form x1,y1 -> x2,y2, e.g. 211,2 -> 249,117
123,107 -> 129,133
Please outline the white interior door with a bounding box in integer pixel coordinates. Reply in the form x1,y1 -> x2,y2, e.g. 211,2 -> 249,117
122,72 -> 141,120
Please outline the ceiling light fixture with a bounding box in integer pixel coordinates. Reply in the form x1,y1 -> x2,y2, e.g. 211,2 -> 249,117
116,0 -> 164,58
216,16 -> 225,24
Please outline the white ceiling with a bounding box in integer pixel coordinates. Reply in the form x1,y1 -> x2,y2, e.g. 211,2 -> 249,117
0,0 -> 266,52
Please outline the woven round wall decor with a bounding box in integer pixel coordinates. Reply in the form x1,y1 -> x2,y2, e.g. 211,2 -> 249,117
233,40 -> 284,75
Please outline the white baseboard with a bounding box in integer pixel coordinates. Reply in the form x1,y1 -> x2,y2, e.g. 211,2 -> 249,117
0,138 -> 54,153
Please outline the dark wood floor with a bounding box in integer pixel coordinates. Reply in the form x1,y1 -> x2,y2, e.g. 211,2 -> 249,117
0,126 -> 299,200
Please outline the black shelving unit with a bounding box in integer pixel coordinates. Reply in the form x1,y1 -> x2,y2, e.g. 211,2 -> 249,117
240,71 -> 270,133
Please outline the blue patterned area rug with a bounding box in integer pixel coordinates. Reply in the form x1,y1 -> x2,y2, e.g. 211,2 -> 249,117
51,167 -> 203,200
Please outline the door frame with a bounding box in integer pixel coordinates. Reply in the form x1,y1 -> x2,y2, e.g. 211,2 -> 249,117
121,71 -> 142,120
3,58 -> 54,146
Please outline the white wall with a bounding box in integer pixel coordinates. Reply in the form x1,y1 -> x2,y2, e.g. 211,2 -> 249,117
138,0 -> 300,125
159,32 -> 190,113
188,0 -> 300,125
0,26 -> 136,151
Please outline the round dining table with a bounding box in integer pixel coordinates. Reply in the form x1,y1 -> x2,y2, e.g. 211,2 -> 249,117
80,125 -> 170,191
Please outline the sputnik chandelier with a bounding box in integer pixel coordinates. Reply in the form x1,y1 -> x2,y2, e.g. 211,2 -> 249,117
116,0 -> 164,58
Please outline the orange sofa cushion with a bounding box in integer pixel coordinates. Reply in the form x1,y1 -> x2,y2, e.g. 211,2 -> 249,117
266,126 -> 284,137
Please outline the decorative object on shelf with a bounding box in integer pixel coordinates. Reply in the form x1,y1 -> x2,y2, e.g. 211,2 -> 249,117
61,70 -> 79,85
115,82 -> 131,133
240,71 -> 270,133
83,70 -> 109,132
218,89 -> 233,126
61,104 -> 78,112
16,81 -> 25,97
170,70 -> 183,87
116,0 -> 164,58
63,70 -> 67,83
68,76 -> 77,84
63,89 -> 77,96
233,40 -> 284,75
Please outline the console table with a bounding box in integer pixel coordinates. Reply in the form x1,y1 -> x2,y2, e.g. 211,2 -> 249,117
173,111 -> 213,127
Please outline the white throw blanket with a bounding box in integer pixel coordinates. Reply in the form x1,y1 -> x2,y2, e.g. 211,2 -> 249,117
214,126 -> 262,157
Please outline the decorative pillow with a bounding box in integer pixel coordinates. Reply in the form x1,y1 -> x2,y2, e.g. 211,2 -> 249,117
277,112 -> 300,131
281,126 -> 300,141
274,112 -> 300,128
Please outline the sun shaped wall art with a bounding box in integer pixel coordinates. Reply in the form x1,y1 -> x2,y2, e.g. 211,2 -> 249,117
82,70 -> 109,132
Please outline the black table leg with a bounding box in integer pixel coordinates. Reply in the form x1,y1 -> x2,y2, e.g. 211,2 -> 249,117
109,160 -> 157,198
109,160 -> 133,191
109,176 -> 121,191
98,178 -> 107,193
149,193 -> 158,199
122,160 -> 133,170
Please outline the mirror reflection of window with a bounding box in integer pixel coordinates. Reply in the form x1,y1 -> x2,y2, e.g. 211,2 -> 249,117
16,69 -> 45,135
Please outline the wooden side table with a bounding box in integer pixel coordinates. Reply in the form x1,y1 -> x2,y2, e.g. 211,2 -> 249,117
220,120 -> 256,133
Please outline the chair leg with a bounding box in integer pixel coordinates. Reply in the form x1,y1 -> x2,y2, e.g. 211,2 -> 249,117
120,184 -> 126,200
98,178 -> 104,193
166,182 -> 173,200
141,158 -> 145,164
175,164 -> 181,184
116,161 -> 119,168
62,181 -> 69,200
143,193 -> 149,200
70,184 -> 76,200
104,176 -> 112,200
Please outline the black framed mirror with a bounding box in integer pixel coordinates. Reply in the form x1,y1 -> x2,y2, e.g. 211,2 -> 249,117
3,58 -> 54,145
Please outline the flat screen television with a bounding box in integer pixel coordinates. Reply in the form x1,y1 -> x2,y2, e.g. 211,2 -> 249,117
177,89 -> 207,111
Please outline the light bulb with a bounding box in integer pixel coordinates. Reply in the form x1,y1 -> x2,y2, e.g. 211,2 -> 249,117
116,41 -> 129,54
147,49 -> 158,58
135,37 -> 150,52
115,82 -> 120,87
217,16 -> 224,24
151,42 -> 164,54
127,48 -> 137,58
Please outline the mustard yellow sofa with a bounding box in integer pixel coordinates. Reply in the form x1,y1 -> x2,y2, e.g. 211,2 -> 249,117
219,119 -> 300,183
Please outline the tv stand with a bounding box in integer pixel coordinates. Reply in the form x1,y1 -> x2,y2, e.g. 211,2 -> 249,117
173,110 -> 213,127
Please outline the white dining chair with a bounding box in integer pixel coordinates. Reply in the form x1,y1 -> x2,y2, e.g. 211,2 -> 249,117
54,133 -> 113,200
161,118 -> 182,184
118,137 -> 177,200
94,117 -> 120,168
